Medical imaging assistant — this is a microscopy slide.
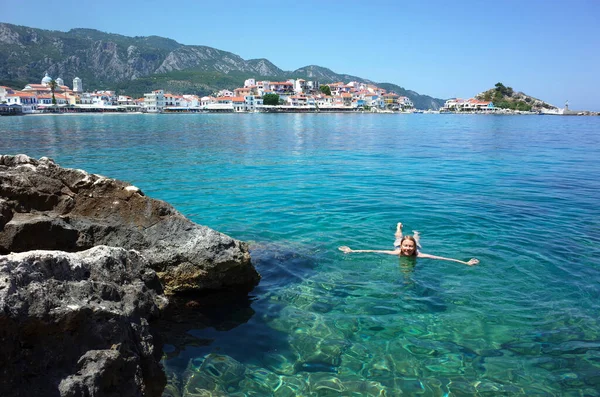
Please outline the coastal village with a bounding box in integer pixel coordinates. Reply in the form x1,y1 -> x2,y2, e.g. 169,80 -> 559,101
0,73 -> 493,115
0,73 -> 593,115
0,74 -> 416,114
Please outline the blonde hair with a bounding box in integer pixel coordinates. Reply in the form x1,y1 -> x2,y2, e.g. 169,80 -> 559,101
399,235 -> 418,257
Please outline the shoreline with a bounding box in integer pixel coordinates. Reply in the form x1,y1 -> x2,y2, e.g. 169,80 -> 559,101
4,110 -> 598,116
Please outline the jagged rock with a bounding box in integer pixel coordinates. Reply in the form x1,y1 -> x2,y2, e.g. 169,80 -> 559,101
0,154 -> 260,295
0,246 -> 167,397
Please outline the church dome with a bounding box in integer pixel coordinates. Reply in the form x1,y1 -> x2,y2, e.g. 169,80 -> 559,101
41,73 -> 52,85
56,78 -> 64,86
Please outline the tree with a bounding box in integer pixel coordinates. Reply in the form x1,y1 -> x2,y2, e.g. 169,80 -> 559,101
48,79 -> 58,106
262,93 -> 279,106
319,85 -> 332,96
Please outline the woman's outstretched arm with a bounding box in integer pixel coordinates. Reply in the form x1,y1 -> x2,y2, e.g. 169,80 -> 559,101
417,252 -> 479,266
339,246 -> 400,255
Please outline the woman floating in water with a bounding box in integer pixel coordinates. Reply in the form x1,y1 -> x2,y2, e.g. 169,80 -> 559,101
339,222 -> 479,266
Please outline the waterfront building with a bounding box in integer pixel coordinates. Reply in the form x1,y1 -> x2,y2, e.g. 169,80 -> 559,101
341,93 -> 353,107
383,93 -> 399,109
201,96 -> 215,108
443,98 -> 496,112
92,91 -> 116,107
204,96 -> 234,112
118,95 -> 135,105
244,95 -> 262,111
183,95 -> 201,108
0,86 -> 15,103
37,93 -> 68,107
79,93 -> 94,105
288,94 -> 309,107
144,89 -> 165,113
316,95 -> 334,108
5,91 -> 38,113
398,96 -> 414,109
231,96 -> 246,112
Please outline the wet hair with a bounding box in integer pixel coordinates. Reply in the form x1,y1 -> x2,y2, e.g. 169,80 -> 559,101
399,235 -> 418,257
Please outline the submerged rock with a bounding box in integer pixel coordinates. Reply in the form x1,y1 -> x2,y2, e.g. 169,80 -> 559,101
0,154 -> 260,294
0,246 -> 167,397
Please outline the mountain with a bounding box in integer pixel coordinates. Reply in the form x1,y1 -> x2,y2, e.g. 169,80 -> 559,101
0,22 -> 445,109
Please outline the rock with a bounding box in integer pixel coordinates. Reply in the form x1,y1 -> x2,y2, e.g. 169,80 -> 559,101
0,154 -> 260,294
0,246 -> 167,397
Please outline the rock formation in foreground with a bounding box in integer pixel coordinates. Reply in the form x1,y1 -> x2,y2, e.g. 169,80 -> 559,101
0,154 -> 261,397
0,246 -> 167,397
0,154 -> 260,294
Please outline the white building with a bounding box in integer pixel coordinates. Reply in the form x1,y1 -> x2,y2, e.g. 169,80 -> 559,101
0,86 -> 15,103
183,95 -> 200,108
217,89 -> 234,97
73,77 -> 83,93
244,95 -> 263,111
398,96 -> 414,109
293,79 -> 306,94
200,96 -> 215,108
5,91 -> 38,113
144,89 -> 165,112
118,95 -> 135,105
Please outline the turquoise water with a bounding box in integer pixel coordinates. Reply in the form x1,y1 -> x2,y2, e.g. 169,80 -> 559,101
2,113 -> 600,395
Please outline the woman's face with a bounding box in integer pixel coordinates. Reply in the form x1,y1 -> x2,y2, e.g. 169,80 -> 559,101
400,239 -> 416,256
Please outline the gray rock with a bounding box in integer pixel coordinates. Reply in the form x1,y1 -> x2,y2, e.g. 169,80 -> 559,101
0,154 -> 260,294
0,246 -> 167,397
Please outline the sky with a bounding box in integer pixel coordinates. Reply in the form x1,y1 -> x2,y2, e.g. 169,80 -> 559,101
3,0 -> 600,110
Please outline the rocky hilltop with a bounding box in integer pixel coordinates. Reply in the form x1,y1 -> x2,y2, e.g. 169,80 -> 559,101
0,22 -> 445,110
0,154 -> 260,396
476,82 -> 558,111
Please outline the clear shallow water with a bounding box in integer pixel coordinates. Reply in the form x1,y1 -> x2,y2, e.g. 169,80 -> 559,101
2,113 -> 600,396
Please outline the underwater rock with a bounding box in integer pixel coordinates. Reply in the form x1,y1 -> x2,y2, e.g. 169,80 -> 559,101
0,154 -> 260,295
182,354 -> 247,396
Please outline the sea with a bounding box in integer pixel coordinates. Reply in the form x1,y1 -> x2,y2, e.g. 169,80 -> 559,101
1,113 -> 600,396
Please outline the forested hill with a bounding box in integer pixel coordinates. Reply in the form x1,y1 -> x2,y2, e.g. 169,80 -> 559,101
476,83 -> 558,111
0,22 -> 445,109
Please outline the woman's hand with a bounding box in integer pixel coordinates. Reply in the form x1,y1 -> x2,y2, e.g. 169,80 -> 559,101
466,258 -> 479,266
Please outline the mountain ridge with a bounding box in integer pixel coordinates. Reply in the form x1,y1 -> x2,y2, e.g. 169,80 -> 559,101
0,22 -> 444,109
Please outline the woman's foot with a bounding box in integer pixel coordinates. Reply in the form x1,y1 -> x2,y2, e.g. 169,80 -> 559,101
412,230 -> 422,248
394,222 -> 402,238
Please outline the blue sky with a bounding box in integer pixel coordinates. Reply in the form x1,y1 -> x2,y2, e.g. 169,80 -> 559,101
3,0 -> 600,110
